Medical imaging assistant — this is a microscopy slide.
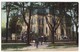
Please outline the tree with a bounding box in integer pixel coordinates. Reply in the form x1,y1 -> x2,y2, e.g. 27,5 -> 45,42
12,2 -> 34,45
2,2 -> 22,42
5,2 -> 10,42
43,2 -> 64,43
43,2 -> 78,44
9,13 -> 22,36
67,3 -> 78,44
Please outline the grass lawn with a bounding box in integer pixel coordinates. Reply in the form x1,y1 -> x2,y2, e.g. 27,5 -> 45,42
1,44 -> 28,50
1,43 -> 78,51
47,43 -> 78,49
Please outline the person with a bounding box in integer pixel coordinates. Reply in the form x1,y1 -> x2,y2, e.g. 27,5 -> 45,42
40,36 -> 44,45
21,32 -> 27,42
23,35 -> 26,42
21,34 -> 24,42
39,37 -> 43,45
35,38 -> 39,48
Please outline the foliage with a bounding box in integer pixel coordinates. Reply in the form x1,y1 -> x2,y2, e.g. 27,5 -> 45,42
1,27 -> 6,37
9,16 -> 22,35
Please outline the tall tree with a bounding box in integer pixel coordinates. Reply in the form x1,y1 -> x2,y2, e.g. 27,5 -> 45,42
22,2 -> 32,45
6,2 -> 10,42
2,2 -> 21,42
68,3 -> 78,44
43,2 -> 64,43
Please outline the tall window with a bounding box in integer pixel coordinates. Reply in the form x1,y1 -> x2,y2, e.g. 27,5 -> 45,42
38,17 -> 44,25
38,27 -> 44,34
32,27 -> 35,32
42,18 -> 44,25
31,18 -> 33,24
46,27 -> 47,34
33,18 -> 36,24
38,17 -> 40,25
38,28 -> 41,34
42,28 -> 43,34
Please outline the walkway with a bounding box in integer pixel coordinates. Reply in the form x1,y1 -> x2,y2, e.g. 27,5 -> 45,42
2,42 -> 78,51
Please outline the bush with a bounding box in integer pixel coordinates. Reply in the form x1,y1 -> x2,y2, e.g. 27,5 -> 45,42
1,27 -> 6,37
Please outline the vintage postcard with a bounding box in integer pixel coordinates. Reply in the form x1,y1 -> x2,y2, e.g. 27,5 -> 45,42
1,0 -> 79,51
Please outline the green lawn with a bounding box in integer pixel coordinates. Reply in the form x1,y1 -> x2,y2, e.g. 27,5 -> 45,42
1,43 -> 78,50
1,44 -> 28,50
47,43 -> 78,49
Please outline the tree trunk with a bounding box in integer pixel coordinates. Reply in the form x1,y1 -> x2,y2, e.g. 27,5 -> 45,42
27,26 -> 30,45
76,25 -> 78,45
22,2 -> 31,45
6,2 -> 10,42
27,6 -> 31,45
51,27 -> 54,44
72,26 -> 74,41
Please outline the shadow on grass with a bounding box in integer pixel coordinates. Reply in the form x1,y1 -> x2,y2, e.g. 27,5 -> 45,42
1,44 -> 28,50
47,43 -> 78,49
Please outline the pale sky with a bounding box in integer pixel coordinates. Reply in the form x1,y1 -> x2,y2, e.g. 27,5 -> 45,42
1,2 -> 6,28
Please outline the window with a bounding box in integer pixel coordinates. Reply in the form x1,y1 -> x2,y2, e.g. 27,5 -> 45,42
42,18 -> 44,25
31,19 -> 33,24
33,18 -> 36,24
32,27 -> 35,32
38,27 -> 43,34
38,17 -> 41,25
38,17 -> 44,25
46,27 -> 47,34
42,28 -> 43,34
38,28 -> 41,34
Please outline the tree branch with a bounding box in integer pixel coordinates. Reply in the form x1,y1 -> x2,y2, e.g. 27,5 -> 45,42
22,2 -> 29,26
45,16 -> 52,31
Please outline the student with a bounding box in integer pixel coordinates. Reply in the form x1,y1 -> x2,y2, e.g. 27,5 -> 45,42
35,38 -> 39,48
39,37 -> 43,45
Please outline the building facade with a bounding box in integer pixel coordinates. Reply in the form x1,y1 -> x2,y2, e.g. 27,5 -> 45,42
21,7 -> 72,41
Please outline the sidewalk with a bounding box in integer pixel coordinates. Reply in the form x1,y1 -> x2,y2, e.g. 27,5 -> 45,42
2,42 -> 78,51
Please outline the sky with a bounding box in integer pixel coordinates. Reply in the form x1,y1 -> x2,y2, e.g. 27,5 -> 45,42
1,2 -> 6,28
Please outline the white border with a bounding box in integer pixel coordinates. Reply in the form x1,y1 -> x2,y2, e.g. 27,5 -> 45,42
0,0 -> 80,2
0,0 -> 1,52
0,0 -> 80,52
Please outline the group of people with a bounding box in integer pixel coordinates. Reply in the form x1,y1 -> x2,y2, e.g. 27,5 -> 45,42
21,32 -> 27,42
20,32 -> 48,48
34,36 -> 48,48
